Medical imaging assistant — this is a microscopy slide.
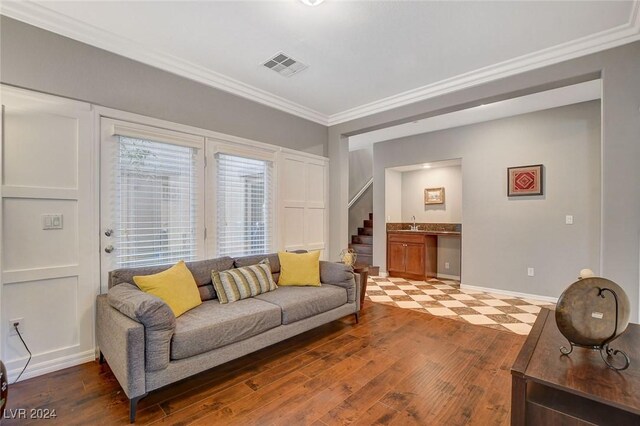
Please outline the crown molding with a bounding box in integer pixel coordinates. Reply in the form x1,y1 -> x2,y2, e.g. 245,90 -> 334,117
0,1 -> 329,125
2,1 -> 639,128
327,0 -> 640,126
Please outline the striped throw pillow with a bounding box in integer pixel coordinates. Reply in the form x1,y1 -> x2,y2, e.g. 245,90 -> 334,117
212,260 -> 277,304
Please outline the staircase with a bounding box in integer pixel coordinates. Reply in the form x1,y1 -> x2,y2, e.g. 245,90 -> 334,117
350,213 -> 379,275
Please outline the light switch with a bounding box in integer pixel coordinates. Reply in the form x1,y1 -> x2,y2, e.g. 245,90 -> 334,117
42,214 -> 63,230
565,215 -> 574,225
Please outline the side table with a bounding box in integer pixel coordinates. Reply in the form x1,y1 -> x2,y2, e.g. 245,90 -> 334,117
353,266 -> 369,310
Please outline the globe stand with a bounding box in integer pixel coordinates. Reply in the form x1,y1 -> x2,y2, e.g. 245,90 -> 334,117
559,287 -> 630,371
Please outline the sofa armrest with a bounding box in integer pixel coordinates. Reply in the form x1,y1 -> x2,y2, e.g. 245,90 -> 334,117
319,261 -> 358,306
107,283 -> 175,372
96,294 -> 146,399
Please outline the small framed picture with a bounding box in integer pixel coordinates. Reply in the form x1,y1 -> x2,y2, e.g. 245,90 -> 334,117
507,164 -> 543,196
424,187 -> 445,204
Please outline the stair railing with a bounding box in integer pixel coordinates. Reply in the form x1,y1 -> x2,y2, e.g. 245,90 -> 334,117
348,177 -> 373,209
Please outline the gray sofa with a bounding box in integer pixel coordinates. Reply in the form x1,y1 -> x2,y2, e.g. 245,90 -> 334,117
95,253 -> 360,422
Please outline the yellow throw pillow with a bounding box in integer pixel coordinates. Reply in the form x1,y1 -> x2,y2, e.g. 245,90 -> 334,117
277,251 -> 321,286
133,261 -> 202,317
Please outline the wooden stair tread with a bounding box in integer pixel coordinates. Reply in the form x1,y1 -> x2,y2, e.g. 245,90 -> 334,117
349,244 -> 373,254
352,212 -> 374,265
357,227 -> 373,236
352,235 -> 373,244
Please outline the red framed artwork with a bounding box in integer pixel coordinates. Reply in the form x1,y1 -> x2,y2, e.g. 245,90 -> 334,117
507,164 -> 543,196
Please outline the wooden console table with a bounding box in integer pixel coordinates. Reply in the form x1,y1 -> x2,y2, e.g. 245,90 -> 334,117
511,308 -> 640,425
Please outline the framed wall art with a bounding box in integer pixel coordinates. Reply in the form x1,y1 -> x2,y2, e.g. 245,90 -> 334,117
507,164 -> 543,196
424,187 -> 445,204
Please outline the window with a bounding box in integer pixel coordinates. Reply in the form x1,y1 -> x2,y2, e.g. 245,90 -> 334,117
216,153 -> 273,257
114,136 -> 199,267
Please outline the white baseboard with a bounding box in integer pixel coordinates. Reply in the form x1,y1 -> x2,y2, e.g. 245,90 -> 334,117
376,271 -> 460,280
437,273 -> 461,280
460,284 -> 558,303
7,349 -> 95,383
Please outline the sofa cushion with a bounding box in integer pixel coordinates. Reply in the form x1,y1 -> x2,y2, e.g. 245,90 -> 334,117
234,253 -> 280,272
254,284 -> 347,324
170,298 -> 281,360
133,261 -> 202,317
212,261 -> 277,304
109,256 -> 234,301
234,253 -> 281,284
188,257 -> 235,301
277,251 -> 321,287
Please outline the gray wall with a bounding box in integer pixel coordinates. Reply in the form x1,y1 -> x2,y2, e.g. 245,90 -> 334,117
349,147 -> 373,199
329,41 -> 640,321
348,147 -> 374,238
375,101 -> 601,298
0,17 -> 327,154
385,170 -> 402,222
438,236 -> 461,279
401,166 -> 462,224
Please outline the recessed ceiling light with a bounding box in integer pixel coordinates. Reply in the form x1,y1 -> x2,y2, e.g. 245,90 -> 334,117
299,0 -> 325,6
422,164 -> 431,169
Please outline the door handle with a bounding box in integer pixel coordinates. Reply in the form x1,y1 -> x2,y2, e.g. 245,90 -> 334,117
104,228 -> 114,237
104,245 -> 115,253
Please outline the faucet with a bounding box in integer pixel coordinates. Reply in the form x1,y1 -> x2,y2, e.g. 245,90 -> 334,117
410,216 -> 418,231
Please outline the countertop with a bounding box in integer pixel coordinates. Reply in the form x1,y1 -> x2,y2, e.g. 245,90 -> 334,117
387,230 -> 461,236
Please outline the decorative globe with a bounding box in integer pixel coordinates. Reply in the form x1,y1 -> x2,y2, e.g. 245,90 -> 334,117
555,277 -> 630,347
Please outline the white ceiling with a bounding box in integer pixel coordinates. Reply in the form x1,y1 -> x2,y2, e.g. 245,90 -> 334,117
2,1 -> 638,125
349,79 -> 601,151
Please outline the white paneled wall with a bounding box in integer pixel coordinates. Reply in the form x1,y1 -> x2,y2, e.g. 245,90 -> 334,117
1,86 -> 98,381
279,152 -> 329,257
0,88 -> 329,381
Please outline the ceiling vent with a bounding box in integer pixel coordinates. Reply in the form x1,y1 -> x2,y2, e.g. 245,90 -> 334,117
262,52 -> 307,77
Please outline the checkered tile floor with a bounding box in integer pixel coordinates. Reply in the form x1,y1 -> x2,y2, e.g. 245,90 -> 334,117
366,276 -> 556,335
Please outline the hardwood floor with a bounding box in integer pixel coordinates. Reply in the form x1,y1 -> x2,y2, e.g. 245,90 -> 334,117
5,302 -> 525,425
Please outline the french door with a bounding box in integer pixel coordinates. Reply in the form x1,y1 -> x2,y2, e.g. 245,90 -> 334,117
99,118 -> 205,291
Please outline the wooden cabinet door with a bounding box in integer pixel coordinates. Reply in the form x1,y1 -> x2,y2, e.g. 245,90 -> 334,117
404,243 -> 425,276
387,241 -> 406,273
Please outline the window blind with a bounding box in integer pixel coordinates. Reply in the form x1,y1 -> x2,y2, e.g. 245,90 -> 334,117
216,153 -> 272,257
113,136 -> 198,268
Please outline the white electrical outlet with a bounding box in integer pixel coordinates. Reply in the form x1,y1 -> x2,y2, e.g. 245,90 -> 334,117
527,268 -> 535,277
8,318 -> 24,336
445,262 -> 450,270
565,215 -> 574,225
